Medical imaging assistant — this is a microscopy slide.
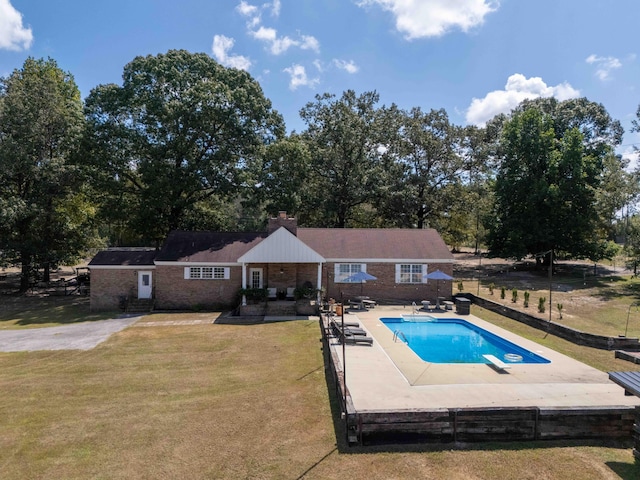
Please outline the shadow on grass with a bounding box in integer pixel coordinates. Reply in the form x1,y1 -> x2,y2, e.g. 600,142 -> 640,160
0,295 -> 116,327
606,460 -> 640,480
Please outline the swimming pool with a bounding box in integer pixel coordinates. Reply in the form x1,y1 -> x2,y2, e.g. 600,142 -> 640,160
381,317 -> 550,364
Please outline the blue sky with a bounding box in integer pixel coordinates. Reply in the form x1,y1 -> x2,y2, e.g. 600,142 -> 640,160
1,0 -> 639,161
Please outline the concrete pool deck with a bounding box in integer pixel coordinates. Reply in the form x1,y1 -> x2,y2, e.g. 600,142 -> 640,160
327,306 -> 640,411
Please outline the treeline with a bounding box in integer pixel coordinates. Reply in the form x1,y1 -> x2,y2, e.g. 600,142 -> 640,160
1,50 -> 640,291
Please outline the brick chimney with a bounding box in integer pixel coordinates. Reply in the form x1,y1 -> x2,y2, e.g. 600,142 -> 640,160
268,211 -> 298,236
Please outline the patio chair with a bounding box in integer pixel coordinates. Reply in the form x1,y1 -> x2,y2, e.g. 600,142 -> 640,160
341,333 -> 374,346
267,288 -> 277,300
330,319 -> 367,336
286,287 -> 295,300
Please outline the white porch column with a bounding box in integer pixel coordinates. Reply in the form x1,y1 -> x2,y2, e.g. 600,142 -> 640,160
241,262 -> 247,306
316,262 -> 323,303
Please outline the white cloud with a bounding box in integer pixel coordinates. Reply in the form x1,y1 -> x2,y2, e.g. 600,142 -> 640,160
586,54 -> 622,81
621,146 -> 639,171
300,34 -> 320,53
283,64 -> 319,90
250,26 -> 319,55
237,1 -> 258,17
0,0 -> 33,51
465,73 -> 580,126
211,35 -> 252,71
251,26 -> 297,54
269,0 -> 281,17
357,0 -> 498,39
333,59 -> 359,74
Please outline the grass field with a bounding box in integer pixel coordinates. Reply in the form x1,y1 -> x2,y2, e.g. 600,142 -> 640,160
1,301 -> 640,479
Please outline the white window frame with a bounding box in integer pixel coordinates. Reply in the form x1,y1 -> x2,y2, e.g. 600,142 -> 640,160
334,263 -> 365,283
395,264 -> 427,284
184,266 -> 230,280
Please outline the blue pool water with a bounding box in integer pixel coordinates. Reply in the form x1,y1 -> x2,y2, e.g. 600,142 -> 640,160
381,317 -> 550,365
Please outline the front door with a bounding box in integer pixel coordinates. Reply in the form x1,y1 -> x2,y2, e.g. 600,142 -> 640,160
249,268 -> 263,289
138,271 -> 153,299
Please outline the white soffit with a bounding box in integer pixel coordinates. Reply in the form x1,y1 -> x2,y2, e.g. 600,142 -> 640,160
238,227 -> 325,263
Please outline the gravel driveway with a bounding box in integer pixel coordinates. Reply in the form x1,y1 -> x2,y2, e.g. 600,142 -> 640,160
0,316 -> 141,352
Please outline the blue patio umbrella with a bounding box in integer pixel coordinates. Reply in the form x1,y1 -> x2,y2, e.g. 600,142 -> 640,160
424,270 -> 454,308
344,271 -> 377,295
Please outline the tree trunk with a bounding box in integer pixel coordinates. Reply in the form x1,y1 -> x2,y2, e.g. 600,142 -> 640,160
20,253 -> 31,293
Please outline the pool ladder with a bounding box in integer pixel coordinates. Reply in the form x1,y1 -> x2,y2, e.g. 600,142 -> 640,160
393,330 -> 408,344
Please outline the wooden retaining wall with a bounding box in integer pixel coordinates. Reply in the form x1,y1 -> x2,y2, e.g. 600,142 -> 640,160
346,406 -> 635,446
457,294 -> 640,351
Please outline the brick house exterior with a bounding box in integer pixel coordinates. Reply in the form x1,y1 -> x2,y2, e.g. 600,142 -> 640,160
89,212 -> 454,311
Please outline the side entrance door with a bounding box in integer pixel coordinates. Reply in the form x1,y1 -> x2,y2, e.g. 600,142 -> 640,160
138,271 -> 153,299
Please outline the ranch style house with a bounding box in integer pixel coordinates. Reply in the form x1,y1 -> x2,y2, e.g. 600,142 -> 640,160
88,212 -> 454,312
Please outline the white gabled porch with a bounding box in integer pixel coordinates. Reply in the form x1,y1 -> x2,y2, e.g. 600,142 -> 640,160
237,226 -> 326,308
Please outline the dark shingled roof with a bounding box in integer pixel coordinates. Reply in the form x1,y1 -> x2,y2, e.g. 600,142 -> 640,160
155,230 -> 267,263
90,227 -> 453,266
297,228 -> 453,260
89,249 -> 157,266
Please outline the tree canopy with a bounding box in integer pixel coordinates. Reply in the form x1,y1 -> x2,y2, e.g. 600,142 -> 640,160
84,50 -> 285,243
0,57 -> 93,290
487,99 -> 623,263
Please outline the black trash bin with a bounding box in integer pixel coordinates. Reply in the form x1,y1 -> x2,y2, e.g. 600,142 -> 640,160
455,297 -> 471,315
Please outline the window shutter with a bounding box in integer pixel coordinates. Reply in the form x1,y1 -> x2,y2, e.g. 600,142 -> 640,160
422,264 -> 428,283
224,267 -> 230,280
395,264 -> 401,283
184,267 -> 190,279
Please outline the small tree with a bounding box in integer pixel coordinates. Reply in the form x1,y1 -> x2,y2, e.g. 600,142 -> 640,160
457,281 -> 464,292
557,303 -> 563,319
511,288 -> 518,303
523,291 -> 530,308
538,297 -> 546,313
500,286 -> 506,300
488,283 -> 495,295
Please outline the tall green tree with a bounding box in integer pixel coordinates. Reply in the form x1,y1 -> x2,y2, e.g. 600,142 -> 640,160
487,102 -> 617,263
246,134 -> 312,220
380,107 -> 466,229
84,50 -> 284,244
299,90 -> 389,227
0,57 -> 93,291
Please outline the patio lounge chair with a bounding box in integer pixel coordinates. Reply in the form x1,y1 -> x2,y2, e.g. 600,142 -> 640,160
341,333 -> 373,345
330,319 -> 368,336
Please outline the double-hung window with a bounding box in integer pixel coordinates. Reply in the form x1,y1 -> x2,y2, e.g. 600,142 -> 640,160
395,264 -> 426,284
335,263 -> 364,283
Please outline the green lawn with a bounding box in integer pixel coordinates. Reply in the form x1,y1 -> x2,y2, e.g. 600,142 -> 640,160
1,305 -> 639,479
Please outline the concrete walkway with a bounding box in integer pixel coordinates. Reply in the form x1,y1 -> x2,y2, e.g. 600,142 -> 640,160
0,316 -> 142,352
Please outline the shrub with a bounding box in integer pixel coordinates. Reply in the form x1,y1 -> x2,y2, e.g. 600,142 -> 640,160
457,281 -> 464,292
238,287 -> 268,303
511,288 -> 518,303
538,296 -> 546,313
557,303 -> 563,319
523,291 -> 530,308
488,283 -> 495,295
500,286 -> 506,300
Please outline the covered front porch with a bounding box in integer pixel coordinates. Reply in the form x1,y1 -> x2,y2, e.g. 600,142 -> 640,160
237,227 -> 326,316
